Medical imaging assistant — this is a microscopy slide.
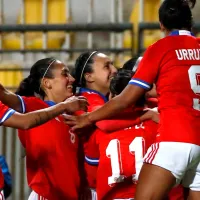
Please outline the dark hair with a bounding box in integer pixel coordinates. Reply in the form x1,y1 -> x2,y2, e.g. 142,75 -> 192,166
110,69 -> 145,106
72,51 -> 98,92
123,56 -> 143,72
159,0 -> 196,31
122,58 -> 137,71
110,69 -> 134,95
16,57 -> 56,98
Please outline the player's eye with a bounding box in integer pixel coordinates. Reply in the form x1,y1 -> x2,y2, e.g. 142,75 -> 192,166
61,68 -> 70,76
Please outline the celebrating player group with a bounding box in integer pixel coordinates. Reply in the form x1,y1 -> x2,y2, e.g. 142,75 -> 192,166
0,0 -> 200,199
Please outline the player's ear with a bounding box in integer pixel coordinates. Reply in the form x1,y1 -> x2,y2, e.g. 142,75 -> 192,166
42,78 -> 52,90
160,22 -> 165,32
84,73 -> 94,83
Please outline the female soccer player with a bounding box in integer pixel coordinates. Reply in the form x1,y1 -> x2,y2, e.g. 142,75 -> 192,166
72,51 -> 117,199
65,0 -> 200,199
73,53 -> 159,200
96,69 -> 158,200
9,58 -> 88,200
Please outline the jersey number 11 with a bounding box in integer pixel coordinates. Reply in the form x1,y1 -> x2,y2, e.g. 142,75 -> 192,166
106,137 -> 145,186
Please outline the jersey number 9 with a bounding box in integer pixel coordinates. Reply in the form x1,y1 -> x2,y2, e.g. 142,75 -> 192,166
188,65 -> 200,111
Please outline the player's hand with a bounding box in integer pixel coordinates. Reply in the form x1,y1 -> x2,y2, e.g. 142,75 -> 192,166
63,96 -> 89,114
142,107 -> 160,123
63,113 -> 93,131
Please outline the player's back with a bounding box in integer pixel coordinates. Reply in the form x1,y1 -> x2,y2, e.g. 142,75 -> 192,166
156,34 -> 200,112
96,120 -> 157,200
146,34 -> 200,145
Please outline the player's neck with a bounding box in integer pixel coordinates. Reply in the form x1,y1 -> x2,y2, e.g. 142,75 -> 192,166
43,96 -> 62,104
165,28 -> 191,36
86,84 -> 109,96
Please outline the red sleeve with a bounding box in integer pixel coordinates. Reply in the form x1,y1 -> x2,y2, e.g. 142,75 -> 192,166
84,130 -> 100,165
0,102 -> 15,125
129,42 -> 163,90
146,98 -> 158,108
96,118 -> 141,132
17,96 -> 45,113
96,107 -> 143,132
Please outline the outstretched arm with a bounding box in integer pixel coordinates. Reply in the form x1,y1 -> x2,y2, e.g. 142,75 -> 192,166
0,84 -> 21,112
96,108 -> 159,132
89,85 -> 145,122
65,85 -> 146,131
2,96 -> 88,130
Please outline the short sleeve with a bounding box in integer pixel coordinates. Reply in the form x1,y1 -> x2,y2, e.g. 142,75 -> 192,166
0,102 -> 15,125
84,132 -> 100,166
17,96 -> 44,113
129,43 -> 163,90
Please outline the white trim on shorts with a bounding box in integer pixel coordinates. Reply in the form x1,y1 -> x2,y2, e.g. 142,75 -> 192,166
90,188 -> 97,200
0,190 -> 4,200
113,199 -> 134,200
144,142 -> 200,191
28,191 -> 48,200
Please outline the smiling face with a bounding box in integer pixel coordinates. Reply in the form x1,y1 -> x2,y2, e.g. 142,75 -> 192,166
84,53 -> 117,95
42,60 -> 75,103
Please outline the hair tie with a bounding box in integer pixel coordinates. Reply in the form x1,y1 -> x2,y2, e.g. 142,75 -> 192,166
79,51 -> 97,84
38,59 -> 56,92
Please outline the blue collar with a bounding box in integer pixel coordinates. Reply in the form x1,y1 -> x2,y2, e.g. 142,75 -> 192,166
169,30 -> 195,36
79,87 -> 108,103
44,100 -> 56,107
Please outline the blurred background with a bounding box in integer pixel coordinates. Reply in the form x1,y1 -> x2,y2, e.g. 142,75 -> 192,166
0,0 -> 200,199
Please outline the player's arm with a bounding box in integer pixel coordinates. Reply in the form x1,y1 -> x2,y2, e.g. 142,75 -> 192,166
96,108 -> 159,132
64,43 -> 162,131
2,96 -> 88,129
0,83 -> 21,112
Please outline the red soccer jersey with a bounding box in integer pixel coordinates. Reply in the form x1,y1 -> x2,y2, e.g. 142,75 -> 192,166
17,97 -> 80,200
78,88 -> 108,188
0,102 -> 15,189
0,102 -> 15,125
96,120 -> 158,200
129,30 -> 200,145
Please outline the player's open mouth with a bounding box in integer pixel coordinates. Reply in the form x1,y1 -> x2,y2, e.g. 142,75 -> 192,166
67,85 -> 73,89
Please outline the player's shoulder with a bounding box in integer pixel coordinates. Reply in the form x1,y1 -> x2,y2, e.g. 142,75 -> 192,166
80,92 -> 106,107
20,96 -> 47,112
143,37 -> 169,59
81,91 -> 103,100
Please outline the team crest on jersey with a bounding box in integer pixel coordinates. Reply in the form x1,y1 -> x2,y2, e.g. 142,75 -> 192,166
135,123 -> 145,129
69,130 -> 76,144
55,117 -> 61,122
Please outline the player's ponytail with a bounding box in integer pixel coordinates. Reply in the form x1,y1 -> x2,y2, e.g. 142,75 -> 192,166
159,0 -> 196,31
15,75 -> 36,97
72,51 -> 98,93
16,57 -> 56,98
